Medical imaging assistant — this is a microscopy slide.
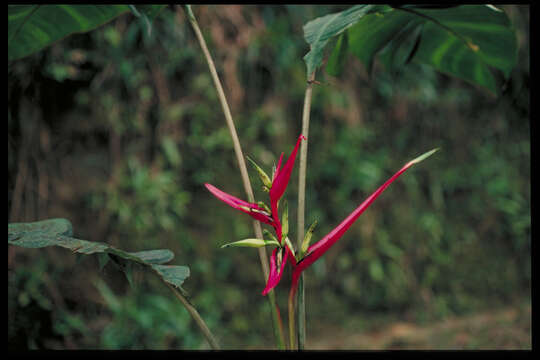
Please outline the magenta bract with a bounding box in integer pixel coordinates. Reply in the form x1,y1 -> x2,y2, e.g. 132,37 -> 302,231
290,153 -> 436,295
204,183 -> 274,225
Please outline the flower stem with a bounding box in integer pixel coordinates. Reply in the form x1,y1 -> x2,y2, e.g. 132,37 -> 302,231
296,274 -> 306,349
184,5 -> 285,349
296,71 -> 316,350
288,282 -> 297,350
166,283 -> 220,349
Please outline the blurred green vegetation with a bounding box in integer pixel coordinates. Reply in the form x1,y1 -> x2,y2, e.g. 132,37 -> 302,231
8,5 -> 530,349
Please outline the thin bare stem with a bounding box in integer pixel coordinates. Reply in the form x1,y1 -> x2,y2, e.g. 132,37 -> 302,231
166,283 -> 220,350
296,71 -> 316,350
184,5 -> 285,349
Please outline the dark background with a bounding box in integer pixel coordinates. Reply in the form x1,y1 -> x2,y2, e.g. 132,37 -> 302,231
8,5 -> 530,349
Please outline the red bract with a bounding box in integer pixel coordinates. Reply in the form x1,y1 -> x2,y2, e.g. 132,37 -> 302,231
289,149 -> 438,297
262,247 -> 289,296
270,135 -> 306,227
204,183 -> 274,225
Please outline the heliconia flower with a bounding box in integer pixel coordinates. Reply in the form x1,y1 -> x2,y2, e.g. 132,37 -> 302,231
204,183 -> 274,225
289,148 -> 439,297
205,135 -> 306,296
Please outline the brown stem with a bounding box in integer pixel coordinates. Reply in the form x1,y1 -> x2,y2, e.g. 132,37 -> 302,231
166,283 -> 220,349
296,71 -> 316,350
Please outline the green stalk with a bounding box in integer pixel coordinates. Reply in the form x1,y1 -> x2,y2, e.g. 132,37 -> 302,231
296,71 -> 316,350
166,283 -> 220,349
296,274 -> 305,349
288,283 -> 297,350
184,5 -> 286,349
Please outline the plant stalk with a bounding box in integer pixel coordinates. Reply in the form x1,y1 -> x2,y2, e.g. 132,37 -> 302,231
288,283 -> 297,350
184,5 -> 286,349
166,283 -> 220,350
296,71 -> 316,350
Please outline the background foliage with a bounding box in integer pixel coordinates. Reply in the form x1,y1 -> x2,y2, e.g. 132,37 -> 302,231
8,5 -> 530,349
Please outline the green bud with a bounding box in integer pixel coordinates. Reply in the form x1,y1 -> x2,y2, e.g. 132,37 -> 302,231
257,201 -> 272,214
263,229 -> 279,244
277,247 -> 284,268
284,236 -> 296,260
281,201 -> 289,239
247,156 -> 273,189
221,238 -> 280,249
301,220 -> 318,256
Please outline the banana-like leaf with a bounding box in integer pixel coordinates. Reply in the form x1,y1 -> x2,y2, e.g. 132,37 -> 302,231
303,5 -> 386,77
8,5 -> 166,62
304,5 -> 517,94
8,218 -> 189,289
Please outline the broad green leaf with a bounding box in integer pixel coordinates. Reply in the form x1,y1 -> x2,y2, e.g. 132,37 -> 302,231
375,18 -> 425,73
129,249 -> 174,265
150,264 -> 190,289
303,5 -> 387,77
407,6 -> 517,92
326,31 -> 349,77
9,5 -> 130,62
8,218 -> 72,242
308,5 -> 517,94
8,218 -> 189,290
347,9 -> 420,74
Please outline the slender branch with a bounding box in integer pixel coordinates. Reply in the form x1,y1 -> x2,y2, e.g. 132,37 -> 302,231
183,5 -> 285,349
166,283 -> 220,350
296,71 -> 316,350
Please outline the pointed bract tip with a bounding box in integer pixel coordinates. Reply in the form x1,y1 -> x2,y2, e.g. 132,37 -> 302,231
407,148 -> 440,166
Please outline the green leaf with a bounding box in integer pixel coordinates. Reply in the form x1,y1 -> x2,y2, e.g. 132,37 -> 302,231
8,218 -> 190,291
9,5 -> 130,62
406,6 -> 517,93
150,264 -> 190,289
129,249 -> 174,265
221,238 -> 280,249
347,9 -> 420,74
377,19 -> 424,73
302,5 -> 388,77
97,253 -> 110,271
326,31 -> 349,77
310,5 -> 517,94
